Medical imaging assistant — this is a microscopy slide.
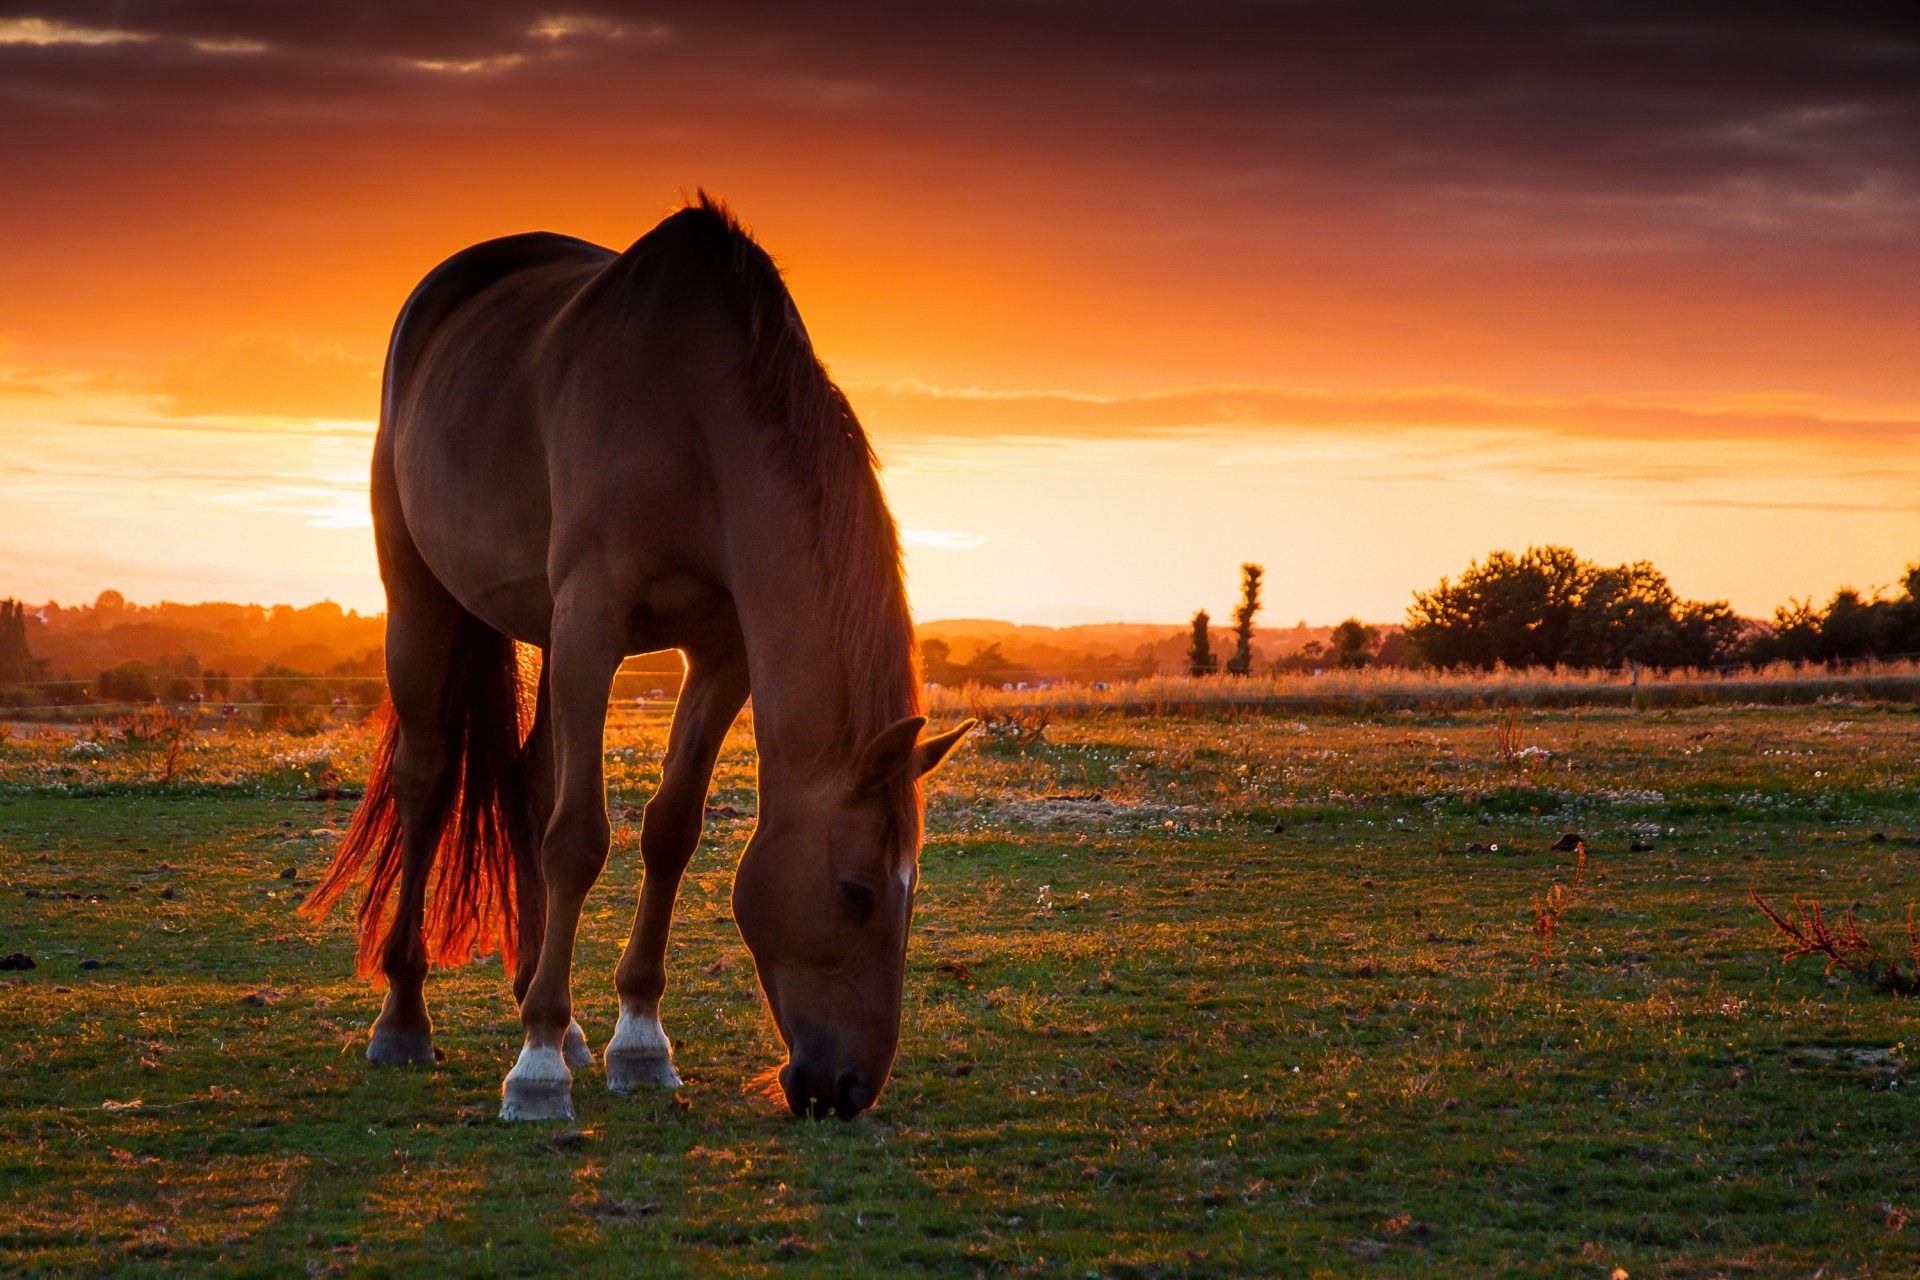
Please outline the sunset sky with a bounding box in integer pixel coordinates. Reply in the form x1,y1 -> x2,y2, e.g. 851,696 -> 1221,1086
1,4 -> 1915,626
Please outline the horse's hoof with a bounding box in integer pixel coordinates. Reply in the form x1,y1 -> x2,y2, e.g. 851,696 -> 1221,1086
561,1019 -> 594,1071
500,1078 -> 575,1121
605,1049 -> 682,1092
604,1011 -> 680,1091
366,1025 -> 435,1066
500,1045 -> 574,1121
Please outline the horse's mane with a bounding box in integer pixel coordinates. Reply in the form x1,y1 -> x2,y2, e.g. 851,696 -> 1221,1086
683,192 -> 924,837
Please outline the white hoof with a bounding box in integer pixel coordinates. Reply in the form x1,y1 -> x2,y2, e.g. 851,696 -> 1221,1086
562,1019 -> 594,1070
500,1044 -> 574,1121
604,1010 -> 682,1092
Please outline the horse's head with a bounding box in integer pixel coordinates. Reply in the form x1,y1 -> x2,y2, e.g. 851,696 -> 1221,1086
732,715 -> 973,1118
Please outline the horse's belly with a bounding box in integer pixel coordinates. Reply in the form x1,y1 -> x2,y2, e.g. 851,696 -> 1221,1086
393,419 -> 557,646
392,422 -> 724,654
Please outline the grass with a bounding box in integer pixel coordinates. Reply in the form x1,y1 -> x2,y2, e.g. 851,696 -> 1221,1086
1,702 -> 1917,1276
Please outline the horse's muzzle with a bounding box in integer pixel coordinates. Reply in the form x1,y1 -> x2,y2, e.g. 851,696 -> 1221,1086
779,1061 -> 873,1120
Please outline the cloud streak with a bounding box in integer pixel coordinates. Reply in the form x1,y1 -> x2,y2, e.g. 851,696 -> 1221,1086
850,378 -> 1920,448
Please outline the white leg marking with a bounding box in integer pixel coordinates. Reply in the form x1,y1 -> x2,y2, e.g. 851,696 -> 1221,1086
500,1043 -> 574,1121
608,1009 -> 671,1056
604,1008 -> 682,1091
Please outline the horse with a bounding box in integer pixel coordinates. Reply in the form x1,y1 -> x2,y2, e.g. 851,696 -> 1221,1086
303,194 -> 973,1121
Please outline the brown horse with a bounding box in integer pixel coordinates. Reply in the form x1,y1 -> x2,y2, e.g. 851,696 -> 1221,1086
304,195 -> 972,1121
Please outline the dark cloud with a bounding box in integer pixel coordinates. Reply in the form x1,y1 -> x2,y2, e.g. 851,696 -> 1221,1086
3,2 -> 1915,221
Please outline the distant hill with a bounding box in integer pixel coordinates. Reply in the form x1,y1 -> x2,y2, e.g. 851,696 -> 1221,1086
8,592 -> 1401,694
20,593 -> 384,681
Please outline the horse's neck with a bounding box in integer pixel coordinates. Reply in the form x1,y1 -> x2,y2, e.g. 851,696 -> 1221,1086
739,590 -> 852,786
723,500 -> 860,789
715,440 -> 913,794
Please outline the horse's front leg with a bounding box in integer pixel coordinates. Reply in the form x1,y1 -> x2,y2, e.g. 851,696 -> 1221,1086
606,645 -> 750,1091
500,603 -> 622,1121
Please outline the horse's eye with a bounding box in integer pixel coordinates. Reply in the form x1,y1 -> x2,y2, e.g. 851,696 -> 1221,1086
836,877 -> 877,923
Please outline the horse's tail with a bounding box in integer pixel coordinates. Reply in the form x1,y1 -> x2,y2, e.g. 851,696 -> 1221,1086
301,615 -> 539,981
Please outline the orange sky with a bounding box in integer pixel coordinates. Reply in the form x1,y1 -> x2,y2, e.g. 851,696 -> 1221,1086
2,6 -> 1916,625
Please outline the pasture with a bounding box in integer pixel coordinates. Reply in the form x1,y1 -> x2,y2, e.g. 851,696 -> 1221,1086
2,702 -> 1917,1276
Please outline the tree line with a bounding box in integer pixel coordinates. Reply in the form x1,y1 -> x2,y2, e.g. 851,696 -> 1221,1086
1180,547 -> 1920,677
1405,546 -> 1920,671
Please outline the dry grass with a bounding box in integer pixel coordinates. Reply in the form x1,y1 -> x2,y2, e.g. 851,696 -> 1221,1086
1492,706 -> 1524,767
924,658 -> 1920,717
1750,890 -> 1920,998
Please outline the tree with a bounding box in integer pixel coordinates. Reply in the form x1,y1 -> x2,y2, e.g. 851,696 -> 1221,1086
1755,597 -> 1824,664
1407,546 -> 1590,670
1226,563 -> 1263,675
1406,545 -> 1741,671
1818,588 -> 1879,663
961,643 -> 1019,685
1562,561 -> 1679,668
0,599 -> 46,684
919,638 -> 966,685
154,651 -> 202,703
1372,629 -> 1417,668
1187,610 -> 1218,677
1328,618 -> 1377,669
97,660 -> 157,704
1739,568 -> 1920,667
251,662 -> 328,727
1671,600 -> 1748,668
1887,564 -> 1920,655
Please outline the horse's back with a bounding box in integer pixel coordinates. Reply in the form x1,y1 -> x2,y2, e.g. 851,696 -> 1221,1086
384,232 -> 612,421
380,232 -> 617,642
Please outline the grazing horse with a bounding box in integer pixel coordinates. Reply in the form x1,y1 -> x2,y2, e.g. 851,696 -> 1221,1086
304,195 -> 972,1121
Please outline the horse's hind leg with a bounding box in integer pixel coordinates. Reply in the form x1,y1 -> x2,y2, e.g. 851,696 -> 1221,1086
500,595 -> 623,1120
366,591 -> 462,1065
606,643 -> 748,1091
512,660 -> 593,1070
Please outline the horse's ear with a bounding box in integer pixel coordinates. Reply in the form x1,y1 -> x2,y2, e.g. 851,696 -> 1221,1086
855,716 -> 927,793
912,719 -> 976,779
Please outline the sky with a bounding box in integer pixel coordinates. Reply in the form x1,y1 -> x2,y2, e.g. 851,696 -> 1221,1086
1,2 -> 1916,626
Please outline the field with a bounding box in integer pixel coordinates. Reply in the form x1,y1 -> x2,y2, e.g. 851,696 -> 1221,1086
2,701 -> 1917,1277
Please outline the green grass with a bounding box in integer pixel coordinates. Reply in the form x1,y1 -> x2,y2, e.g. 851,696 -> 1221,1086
1,704 -> 1917,1276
